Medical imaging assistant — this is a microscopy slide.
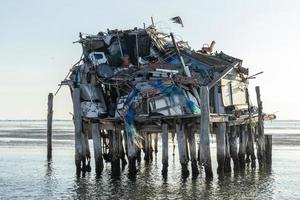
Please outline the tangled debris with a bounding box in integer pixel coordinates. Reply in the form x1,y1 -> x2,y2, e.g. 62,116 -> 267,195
62,24 -> 256,143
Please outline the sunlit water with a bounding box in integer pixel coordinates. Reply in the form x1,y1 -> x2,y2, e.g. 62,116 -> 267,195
0,120 -> 300,199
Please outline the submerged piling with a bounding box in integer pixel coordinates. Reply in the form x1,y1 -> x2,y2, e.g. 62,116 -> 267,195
176,123 -> 189,174
229,126 -> 239,171
215,123 -> 226,174
238,125 -> 248,169
187,125 -> 199,175
265,135 -> 272,165
199,86 -> 213,178
91,123 -> 103,175
47,93 -> 53,160
72,88 -> 83,175
161,123 -> 169,174
256,86 -> 266,167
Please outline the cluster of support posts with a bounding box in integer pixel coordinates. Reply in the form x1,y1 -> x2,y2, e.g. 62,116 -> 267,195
47,86 -> 272,178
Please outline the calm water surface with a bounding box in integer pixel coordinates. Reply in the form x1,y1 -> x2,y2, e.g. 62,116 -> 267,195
0,120 -> 300,199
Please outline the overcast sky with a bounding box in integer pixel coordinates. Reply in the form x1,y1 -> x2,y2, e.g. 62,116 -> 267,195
0,0 -> 299,120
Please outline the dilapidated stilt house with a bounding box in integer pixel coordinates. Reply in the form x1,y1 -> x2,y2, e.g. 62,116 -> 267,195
59,24 -> 275,177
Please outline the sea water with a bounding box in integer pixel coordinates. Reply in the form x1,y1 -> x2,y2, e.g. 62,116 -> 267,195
0,120 -> 300,199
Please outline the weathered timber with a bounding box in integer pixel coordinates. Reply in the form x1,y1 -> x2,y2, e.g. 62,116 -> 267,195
161,123 -> 169,174
82,122 -> 91,172
187,125 -> 199,175
143,132 -> 151,162
246,125 -> 256,168
265,135 -> 272,166
199,86 -> 213,178
111,130 -> 121,175
256,86 -> 266,167
154,133 -> 158,154
72,88 -> 83,175
229,125 -> 239,171
215,123 -> 226,174
91,123 -> 103,175
119,132 -> 127,168
47,93 -> 53,160
224,124 -> 231,173
171,132 -> 176,156
80,127 -> 87,173
238,125 -> 248,169
126,131 -> 137,174
176,123 -> 189,174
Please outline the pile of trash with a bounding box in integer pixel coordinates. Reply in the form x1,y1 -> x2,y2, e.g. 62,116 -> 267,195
67,25 -> 244,140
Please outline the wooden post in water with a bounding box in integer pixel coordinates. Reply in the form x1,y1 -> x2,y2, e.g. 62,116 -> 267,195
126,132 -> 137,174
47,93 -> 53,160
143,132 -> 151,162
161,123 -> 169,174
255,86 -> 266,167
154,133 -> 158,154
72,88 -> 83,175
119,132 -> 127,168
176,123 -> 189,174
91,123 -> 103,175
187,125 -> 199,175
238,125 -> 248,169
215,123 -> 226,174
199,86 -> 213,178
80,127 -> 87,173
265,135 -> 272,165
246,125 -> 256,168
111,130 -> 121,175
224,125 -> 231,173
83,123 -> 91,172
229,125 -> 239,171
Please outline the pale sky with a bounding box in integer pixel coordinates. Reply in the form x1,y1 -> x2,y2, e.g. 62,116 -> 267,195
0,0 -> 299,120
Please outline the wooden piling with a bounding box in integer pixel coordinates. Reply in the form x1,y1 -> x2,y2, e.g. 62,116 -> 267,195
215,123 -> 226,174
238,125 -> 248,169
83,125 -> 91,172
161,123 -> 169,174
199,86 -> 213,178
119,132 -> 127,167
111,130 -> 121,175
154,133 -> 158,154
224,125 -> 231,173
255,86 -> 266,167
265,135 -> 272,165
126,132 -> 137,174
143,132 -> 151,162
176,123 -> 189,174
229,125 -> 239,171
72,88 -> 83,175
91,123 -> 103,175
246,125 -> 256,168
187,125 -> 199,175
47,93 -> 53,160
80,128 -> 87,173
